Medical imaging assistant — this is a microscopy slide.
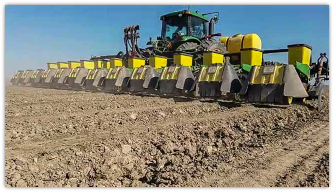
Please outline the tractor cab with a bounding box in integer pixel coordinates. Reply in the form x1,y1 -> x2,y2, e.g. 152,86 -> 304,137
140,10 -> 221,61
160,10 -> 209,46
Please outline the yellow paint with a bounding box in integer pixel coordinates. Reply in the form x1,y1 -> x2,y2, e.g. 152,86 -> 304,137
42,69 -> 51,78
283,96 -> 293,105
220,36 -> 229,47
241,49 -> 263,66
30,70 -> 39,79
106,67 -> 122,80
160,65 -> 181,80
13,71 -> 23,79
110,58 -> 123,68
173,53 -> 192,67
288,44 -> 312,65
69,61 -> 81,69
198,64 -> 224,82
226,34 -> 243,53
69,68 -> 80,78
222,34 -> 262,54
21,70 -> 29,78
81,60 -> 96,69
86,69 -> 99,80
149,56 -> 167,69
105,61 -> 111,69
48,63 -> 58,69
243,34 -> 262,50
58,62 -> 69,69
54,69 -> 64,78
128,58 -> 145,69
250,65 -> 285,84
203,52 -> 224,66
131,66 -> 149,80
96,60 -> 104,69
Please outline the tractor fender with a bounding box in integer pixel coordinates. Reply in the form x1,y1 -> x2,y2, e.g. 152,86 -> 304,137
92,69 -> 108,87
175,66 -> 195,90
115,66 -> 131,87
143,66 -> 160,89
220,60 -> 242,93
283,65 -> 309,98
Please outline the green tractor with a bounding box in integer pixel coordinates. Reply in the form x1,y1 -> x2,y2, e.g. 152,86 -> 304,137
107,10 -> 229,94
149,10 -> 225,61
126,10 -> 227,65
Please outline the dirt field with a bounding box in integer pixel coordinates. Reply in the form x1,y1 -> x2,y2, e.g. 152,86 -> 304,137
5,77 -> 11,87
5,85 -> 329,187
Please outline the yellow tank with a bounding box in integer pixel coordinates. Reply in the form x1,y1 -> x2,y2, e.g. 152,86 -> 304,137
173,53 -> 193,67
220,33 -> 262,53
47,63 -> 58,69
220,33 -> 262,66
68,61 -> 81,69
149,56 -> 167,69
241,49 -> 263,66
203,52 -> 224,66
58,62 -> 69,69
220,37 -> 229,47
81,60 -> 96,69
110,58 -> 123,68
128,57 -> 145,69
288,44 -> 312,65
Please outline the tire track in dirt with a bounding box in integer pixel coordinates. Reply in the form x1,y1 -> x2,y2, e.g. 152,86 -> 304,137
5,104 -> 257,160
273,143 -> 329,187
196,122 -> 329,187
5,86 -> 329,187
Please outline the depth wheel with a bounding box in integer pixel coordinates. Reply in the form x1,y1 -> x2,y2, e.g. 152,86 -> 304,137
283,96 -> 293,105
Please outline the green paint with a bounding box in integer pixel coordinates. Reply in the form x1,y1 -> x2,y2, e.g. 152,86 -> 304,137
295,61 -> 310,78
160,10 -> 209,22
242,64 -> 252,72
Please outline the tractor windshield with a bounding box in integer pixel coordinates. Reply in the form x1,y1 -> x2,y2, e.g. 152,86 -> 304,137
162,16 -> 188,40
189,16 -> 206,39
162,15 -> 206,40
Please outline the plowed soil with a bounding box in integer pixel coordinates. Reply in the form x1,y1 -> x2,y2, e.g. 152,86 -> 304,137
5,85 -> 329,187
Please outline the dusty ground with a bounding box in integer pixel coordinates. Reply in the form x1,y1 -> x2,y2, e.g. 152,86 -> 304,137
5,85 -> 329,187
5,77 -> 10,85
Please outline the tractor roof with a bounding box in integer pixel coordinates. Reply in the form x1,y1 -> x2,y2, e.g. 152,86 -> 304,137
160,10 -> 209,22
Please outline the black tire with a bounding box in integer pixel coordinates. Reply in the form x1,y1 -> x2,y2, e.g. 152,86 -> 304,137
141,48 -> 153,58
198,38 -> 227,53
176,41 -> 199,52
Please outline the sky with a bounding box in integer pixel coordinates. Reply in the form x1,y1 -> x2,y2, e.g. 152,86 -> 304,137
5,5 -> 329,76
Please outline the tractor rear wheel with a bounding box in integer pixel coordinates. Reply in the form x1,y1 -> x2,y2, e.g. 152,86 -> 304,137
175,42 -> 199,52
198,38 -> 227,53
